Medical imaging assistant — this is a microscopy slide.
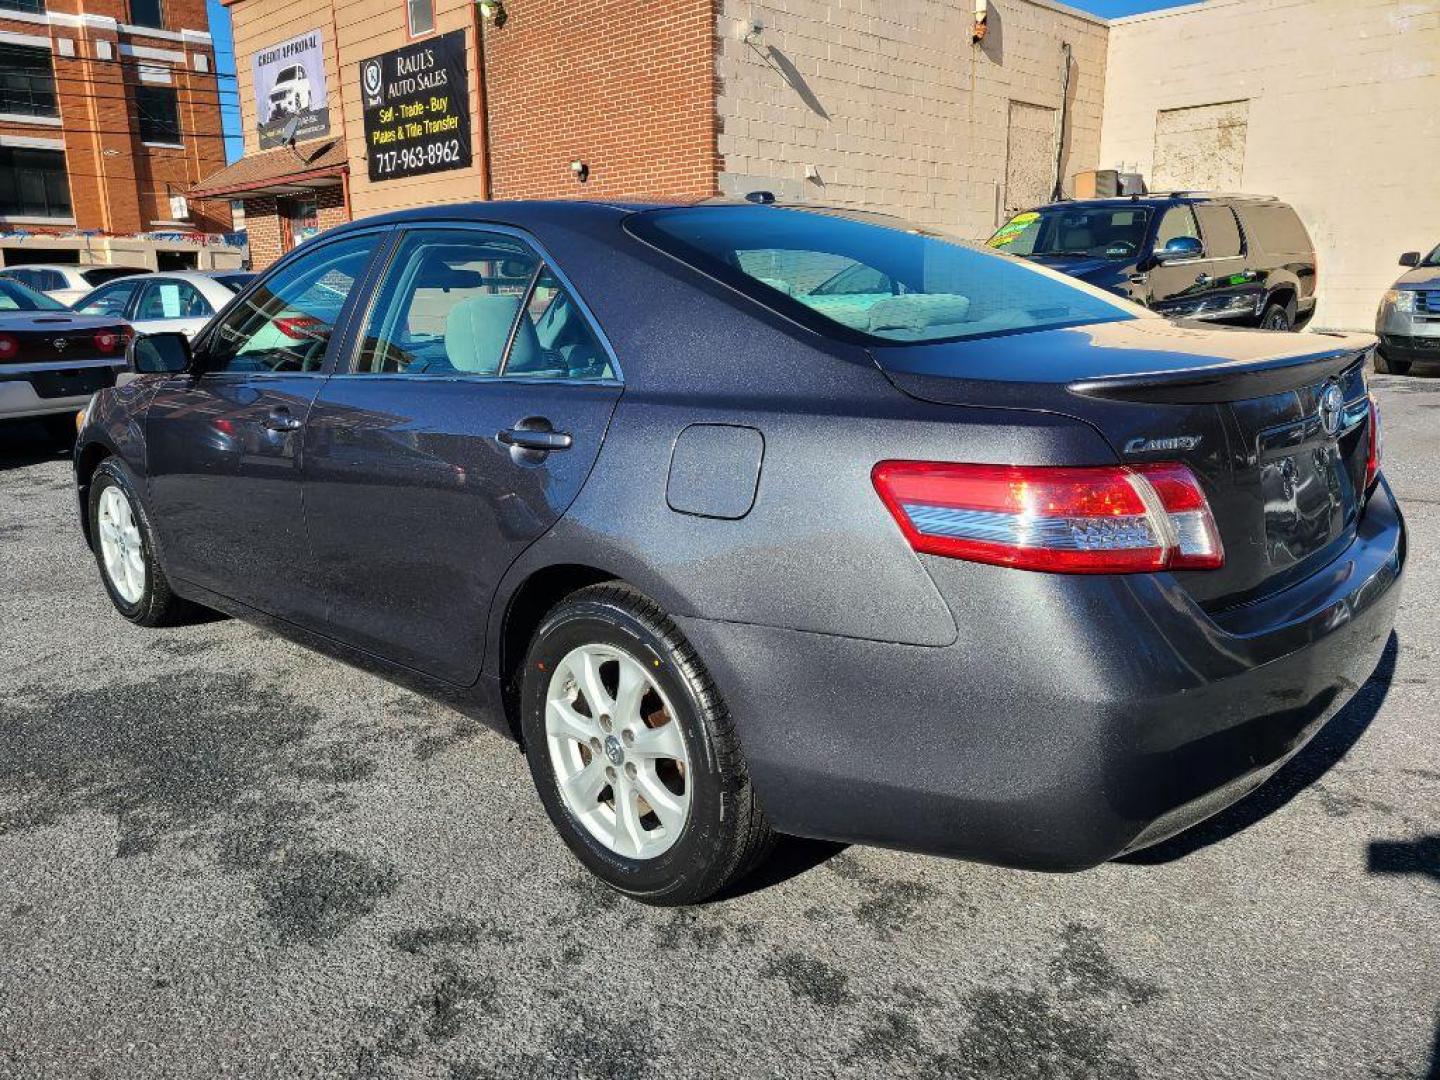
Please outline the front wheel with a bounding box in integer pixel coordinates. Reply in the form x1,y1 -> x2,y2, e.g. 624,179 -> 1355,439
1259,299 -> 1295,331
520,584 -> 774,905
88,458 -> 192,627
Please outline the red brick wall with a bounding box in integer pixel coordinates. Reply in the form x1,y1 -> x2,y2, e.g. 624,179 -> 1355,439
243,185 -> 347,270
482,0 -> 720,201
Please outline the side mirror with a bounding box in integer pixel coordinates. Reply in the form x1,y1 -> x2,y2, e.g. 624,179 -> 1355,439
127,331 -> 192,375
1399,251 -> 1421,268
1154,236 -> 1204,264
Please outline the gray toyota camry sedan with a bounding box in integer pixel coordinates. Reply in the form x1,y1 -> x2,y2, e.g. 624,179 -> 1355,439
73,200 -> 1404,904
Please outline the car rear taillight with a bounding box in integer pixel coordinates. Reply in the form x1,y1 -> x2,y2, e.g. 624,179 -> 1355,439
872,460 -> 1224,574
1365,393 -> 1382,490
0,333 -> 17,361
94,327 -> 123,354
275,315 -> 324,340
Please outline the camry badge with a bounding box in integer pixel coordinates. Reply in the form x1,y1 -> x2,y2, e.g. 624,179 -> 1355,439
1319,382 -> 1345,437
1124,435 -> 1202,454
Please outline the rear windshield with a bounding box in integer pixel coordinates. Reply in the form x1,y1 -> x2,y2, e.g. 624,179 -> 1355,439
988,206 -> 1151,262
81,267 -> 147,286
0,278 -> 66,311
628,206 -> 1135,344
215,273 -> 254,293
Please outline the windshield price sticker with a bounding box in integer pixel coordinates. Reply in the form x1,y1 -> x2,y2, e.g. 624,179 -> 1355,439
360,30 -> 472,183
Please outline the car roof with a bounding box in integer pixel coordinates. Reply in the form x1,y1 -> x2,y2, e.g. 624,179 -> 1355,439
1031,193 -> 1281,210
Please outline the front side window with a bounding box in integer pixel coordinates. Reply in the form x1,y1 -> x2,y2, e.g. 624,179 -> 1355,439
0,43 -> 59,117
355,230 -> 612,379
76,281 -> 141,317
135,279 -> 211,320
0,147 -> 71,219
632,206 -> 1134,344
1155,205 -> 1202,250
407,0 -> 435,36
136,86 -> 181,144
129,0 -> 164,29
205,234 -> 374,374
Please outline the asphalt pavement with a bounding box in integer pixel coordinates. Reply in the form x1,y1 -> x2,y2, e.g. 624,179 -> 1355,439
1,376 -> 1436,1079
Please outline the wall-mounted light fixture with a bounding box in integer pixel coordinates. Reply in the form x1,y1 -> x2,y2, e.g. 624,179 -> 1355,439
570,160 -> 590,183
478,0 -> 506,26
972,0 -> 989,44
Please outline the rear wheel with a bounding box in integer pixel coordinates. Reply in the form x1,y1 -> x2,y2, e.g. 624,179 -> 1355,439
88,458 -> 192,627
1373,347 -> 1412,376
520,584 -> 774,905
1259,299 -> 1295,331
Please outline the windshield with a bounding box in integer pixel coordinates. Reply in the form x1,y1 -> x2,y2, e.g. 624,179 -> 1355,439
988,206 -> 1152,262
0,278 -> 67,311
628,206 -> 1136,345
81,267 -> 146,286
1423,244 -> 1440,268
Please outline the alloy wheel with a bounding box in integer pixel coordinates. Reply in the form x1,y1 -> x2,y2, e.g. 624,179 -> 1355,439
97,485 -> 146,605
545,643 -> 691,860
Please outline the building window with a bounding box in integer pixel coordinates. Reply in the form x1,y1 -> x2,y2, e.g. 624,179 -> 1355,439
0,44 -> 59,118
279,195 -> 319,250
129,0 -> 165,29
0,147 -> 73,219
0,0 -> 47,14
407,0 -> 435,36
136,85 -> 182,144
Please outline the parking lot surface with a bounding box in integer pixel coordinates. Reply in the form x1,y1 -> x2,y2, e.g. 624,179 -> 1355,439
1,376 -> 1437,1080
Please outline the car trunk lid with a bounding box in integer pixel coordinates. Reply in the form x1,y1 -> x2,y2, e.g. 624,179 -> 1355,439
872,317 -> 1379,610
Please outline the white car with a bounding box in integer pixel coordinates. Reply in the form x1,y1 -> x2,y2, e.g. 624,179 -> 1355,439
0,264 -> 150,307
268,64 -> 312,122
73,271 -> 254,340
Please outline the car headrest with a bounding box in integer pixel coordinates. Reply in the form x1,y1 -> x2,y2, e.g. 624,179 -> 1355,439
444,294 -> 539,373
865,294 -> 972,334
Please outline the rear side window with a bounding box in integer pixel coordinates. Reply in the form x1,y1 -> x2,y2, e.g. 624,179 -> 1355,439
1237,204 -> 1312,254
629,206 -> 1134,344
1196,205 -> 1243,258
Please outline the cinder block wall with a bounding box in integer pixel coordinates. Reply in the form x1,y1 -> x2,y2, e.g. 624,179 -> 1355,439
1100,0 -> 1440,330
715,0 -> 1110,240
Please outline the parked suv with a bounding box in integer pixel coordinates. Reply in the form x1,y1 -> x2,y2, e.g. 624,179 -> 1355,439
1374,244 -> 1440,374
267,65 -> 312,122
990,193 -> 1317,331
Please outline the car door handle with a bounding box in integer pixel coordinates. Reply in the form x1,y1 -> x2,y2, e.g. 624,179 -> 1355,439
264,409 -> 303,433
498,427 -> 573,451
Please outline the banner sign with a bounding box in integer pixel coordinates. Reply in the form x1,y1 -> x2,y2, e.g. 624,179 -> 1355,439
252,30 -> 330,149
360,30 -> 472,183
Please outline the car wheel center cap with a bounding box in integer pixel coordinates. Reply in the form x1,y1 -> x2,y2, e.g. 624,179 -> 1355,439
603,735 -> 624,766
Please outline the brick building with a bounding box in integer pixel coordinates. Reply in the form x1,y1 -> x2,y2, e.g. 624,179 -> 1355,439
0,0 -> 240,270
196,0 -> 1106,270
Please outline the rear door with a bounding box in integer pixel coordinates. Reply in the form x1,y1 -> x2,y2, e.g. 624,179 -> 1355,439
301,224 -> 622,685
144,230 -> 383,623
1193,203 -> 1263,321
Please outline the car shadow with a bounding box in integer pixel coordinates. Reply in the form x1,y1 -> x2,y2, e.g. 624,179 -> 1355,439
1119,632 -> 1398,865
707,836 -> 847,903
0,421 -> 70,470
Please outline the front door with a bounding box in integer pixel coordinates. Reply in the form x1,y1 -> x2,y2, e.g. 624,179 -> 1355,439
1145,203 -> 1223,318
144,231 -> 380,622
301,225 -> 622,685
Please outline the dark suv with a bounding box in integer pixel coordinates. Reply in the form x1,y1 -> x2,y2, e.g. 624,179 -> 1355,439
990,193 -> 1317,331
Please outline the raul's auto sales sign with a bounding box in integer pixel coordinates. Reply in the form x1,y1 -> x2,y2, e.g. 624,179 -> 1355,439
360,30 -> 472,183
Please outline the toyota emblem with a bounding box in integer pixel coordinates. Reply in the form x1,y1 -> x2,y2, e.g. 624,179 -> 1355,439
1319,382 -> 1345,437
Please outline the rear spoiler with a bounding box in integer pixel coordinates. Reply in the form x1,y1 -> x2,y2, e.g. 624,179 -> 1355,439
1068,336 -> 1375,405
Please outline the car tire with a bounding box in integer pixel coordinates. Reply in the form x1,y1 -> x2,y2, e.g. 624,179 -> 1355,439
1260,299 -> 1296,331
1373,347 -> 1412,376
520,583 -> 775,905
88,458 -> 193,627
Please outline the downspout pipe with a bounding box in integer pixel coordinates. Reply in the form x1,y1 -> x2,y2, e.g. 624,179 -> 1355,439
1051,41 -> 1073,202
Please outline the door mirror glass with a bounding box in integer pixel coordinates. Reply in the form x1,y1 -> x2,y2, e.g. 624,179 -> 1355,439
1156,235 -> 1204,263
128,331 -> 192,374
1399,251 -> 1421,268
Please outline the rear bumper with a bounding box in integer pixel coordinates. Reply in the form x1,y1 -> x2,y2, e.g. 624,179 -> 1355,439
0,363 -> 119,420
677,478 -> 1405,870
